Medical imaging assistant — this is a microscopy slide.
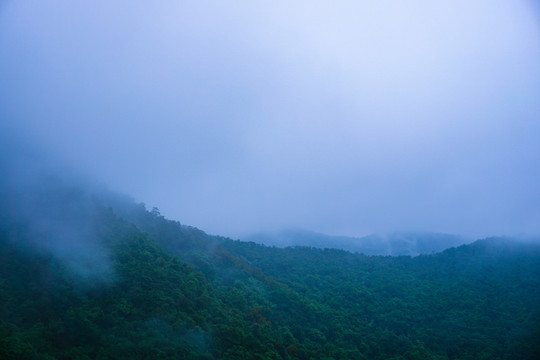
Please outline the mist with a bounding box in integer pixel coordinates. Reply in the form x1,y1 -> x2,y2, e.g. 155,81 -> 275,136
1,0 -> 540,239
0,130 -> 115,282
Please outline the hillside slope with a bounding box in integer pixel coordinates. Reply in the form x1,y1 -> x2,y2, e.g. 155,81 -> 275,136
1,179 -> 539,359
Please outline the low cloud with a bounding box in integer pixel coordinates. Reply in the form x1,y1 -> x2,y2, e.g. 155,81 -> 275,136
0,134 -> 114,282
1,0 -> 539,239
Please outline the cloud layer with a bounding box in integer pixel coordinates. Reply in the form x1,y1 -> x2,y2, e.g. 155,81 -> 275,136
1,0 -> 540,238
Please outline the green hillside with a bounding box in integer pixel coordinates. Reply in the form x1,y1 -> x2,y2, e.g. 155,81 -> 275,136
1,180 -> 539,359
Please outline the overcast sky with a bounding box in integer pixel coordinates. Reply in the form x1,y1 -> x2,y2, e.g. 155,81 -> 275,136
1,0 -> 540,239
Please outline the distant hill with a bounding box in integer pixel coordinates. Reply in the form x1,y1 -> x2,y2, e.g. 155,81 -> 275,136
243,229 -> 470,256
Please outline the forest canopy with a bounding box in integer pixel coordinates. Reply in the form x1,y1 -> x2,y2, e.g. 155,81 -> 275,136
1,178 -> 539,359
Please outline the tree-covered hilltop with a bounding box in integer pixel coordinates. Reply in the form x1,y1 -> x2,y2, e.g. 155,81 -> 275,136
1,179 -> 539,359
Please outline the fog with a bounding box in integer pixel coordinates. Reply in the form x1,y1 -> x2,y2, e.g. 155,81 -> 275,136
0,133 -> 115,281
1,0 -> 540,239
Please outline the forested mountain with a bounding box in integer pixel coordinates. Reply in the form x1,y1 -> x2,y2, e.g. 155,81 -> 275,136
1,178 -> 539,359
243,229 -> 469,256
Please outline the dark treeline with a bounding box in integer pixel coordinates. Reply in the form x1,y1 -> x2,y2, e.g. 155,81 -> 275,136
1,178 -> 540,359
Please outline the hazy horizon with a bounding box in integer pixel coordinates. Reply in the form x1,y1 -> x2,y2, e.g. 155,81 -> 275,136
2,1 -> 540,239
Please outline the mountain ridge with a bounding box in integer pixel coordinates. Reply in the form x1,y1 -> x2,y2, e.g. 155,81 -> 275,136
243,229 -> 471,256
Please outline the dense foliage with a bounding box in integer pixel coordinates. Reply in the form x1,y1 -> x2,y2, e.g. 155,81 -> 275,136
1,181 -> 539,359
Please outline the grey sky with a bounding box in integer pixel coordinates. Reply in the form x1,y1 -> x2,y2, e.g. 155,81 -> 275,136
1,0 -> 540,238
